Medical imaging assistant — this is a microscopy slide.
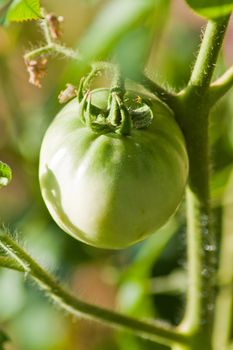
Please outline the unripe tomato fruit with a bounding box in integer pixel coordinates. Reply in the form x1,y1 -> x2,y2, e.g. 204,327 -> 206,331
39,88 -> 188,249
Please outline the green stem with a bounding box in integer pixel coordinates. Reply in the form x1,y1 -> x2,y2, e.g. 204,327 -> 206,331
0,231 -> 187,348
0,256 -> 24,272
111,65 -> 125,95
24,43 -> 79,61
188,16 -> 230,91
174,17 -> 230,349
136,73 -> 178,111
40,9 -> 53,44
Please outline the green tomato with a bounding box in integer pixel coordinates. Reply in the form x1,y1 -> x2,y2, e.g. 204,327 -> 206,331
39,88 -> 188,249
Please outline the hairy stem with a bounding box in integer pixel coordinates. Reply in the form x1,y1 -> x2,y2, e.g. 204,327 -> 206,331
0,256 -> 23,271
136,73 -> 178,111
0,231 -> 187,348
188,16 -> 230,91
24,43 -> 79,61
173,17 -> 230,349
40,9 -> 53,45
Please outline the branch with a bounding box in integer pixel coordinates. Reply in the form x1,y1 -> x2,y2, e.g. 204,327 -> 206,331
135,73 -> 178,111
0,231 -> 187,347
209,66 -> 233,105
24,43 -> 80,61
24,9 -> 81,62
0,256 -> 24,271
174,18 -> 230,344
185,16 -> 230,97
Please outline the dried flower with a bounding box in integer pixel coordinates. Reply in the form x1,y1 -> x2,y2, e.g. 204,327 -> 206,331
46,13 -> 64,40
58,84 -> 77,103
24,57 -> 48,88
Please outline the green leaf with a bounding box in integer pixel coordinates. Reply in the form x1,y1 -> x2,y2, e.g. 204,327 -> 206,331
0,0 -> 12,25
6,0 -> 41,22
116,219 -> 178,317
185,0 -> 233,19
114,0 -> 171,78
79,0 -> 157,61
0,161 -> 12,189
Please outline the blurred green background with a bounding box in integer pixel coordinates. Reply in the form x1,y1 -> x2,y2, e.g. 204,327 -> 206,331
0,0 -> 233,349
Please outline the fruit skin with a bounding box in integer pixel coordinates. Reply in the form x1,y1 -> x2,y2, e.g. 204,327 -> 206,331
39,88 -> 188,249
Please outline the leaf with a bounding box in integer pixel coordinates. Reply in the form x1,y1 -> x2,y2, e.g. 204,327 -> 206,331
0,0 -> 12,25
0,161 -> 12,189
114,0 -> 171,78
116,218 -> 178,317
6,0 -> 41,22
79,0 -> 156,61
185,0 -> 233,19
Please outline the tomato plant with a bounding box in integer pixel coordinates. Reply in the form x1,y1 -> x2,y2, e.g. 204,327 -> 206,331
1,1 -> 233,350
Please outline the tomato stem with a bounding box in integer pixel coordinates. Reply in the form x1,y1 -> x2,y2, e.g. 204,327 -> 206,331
0,230 -> 188,348
135,73 -> 178,111
187,16 -> 230,91
115,94 -> 132,135
174,16 -> 230,350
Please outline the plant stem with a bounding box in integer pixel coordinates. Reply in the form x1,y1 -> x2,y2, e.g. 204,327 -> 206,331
24,43 -> 80,61
40,9 -> 53,45
0,231 -> 187,348
0,256 -> 23,272
176,105 -> 214,348
136,73 -> 177,111
174,17 -> 230,349
188,16 -> 230,91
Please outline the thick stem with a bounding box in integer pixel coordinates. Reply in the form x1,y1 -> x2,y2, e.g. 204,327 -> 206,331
0,231 -> 187,348
176,19 -> 230,346
176,105 -> 214,350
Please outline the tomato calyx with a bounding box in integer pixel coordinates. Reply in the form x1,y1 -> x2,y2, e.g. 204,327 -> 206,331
76,83 -> 153,136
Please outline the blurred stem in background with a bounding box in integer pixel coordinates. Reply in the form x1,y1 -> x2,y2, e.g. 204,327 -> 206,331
213,174 -> 233,349
0,57 -> 24,145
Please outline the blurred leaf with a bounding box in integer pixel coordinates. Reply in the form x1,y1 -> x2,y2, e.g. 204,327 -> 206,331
151,269 -> 187,295
0,0 -> 12,25
115,0 -> 171,78
114,0 -> 171,78
117,219 -> 178,317
79,0 -> 157,61
6,0 -> 41,22
211,165 -> 233,207
185,0 -> 233,18
0,161 -> 12,189
122,218 -> 178,279
0,329 -> 9,349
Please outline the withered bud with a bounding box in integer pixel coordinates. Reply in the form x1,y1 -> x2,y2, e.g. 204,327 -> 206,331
46,13 -> 64,40
24,57 -> 48,88
58,84 -> 77,104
